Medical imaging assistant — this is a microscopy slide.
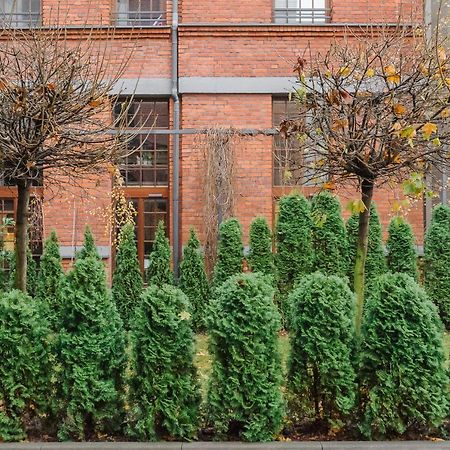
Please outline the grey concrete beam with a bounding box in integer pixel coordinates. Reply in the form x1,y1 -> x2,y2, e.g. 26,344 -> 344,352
111,78 -> 172,96
59,245 -> 111,259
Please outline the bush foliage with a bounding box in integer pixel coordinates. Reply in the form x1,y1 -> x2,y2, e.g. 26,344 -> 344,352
386,217 -> 418,280
213,218 -> 243,286
128,284 -> 200,440
288,272 -> 356,422
424,204 -> 450,328
112,223 -> 143,330
179,228 -> 210,331
58,228 -> 126,440
0,290 -> 50,441
359,273 -> 448,439
311,191 -> 349,276
146,220 -> 172,286
207,273 -> 284,441
248,217 -> 275,277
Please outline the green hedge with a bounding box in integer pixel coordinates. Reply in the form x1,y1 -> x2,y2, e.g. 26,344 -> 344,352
248,217 -> 275,278
146,220 -> 172,286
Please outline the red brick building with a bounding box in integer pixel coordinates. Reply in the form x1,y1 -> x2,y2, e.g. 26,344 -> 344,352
0,0 -> 426,275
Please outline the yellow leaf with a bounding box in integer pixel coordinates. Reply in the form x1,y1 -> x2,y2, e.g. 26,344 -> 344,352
89,99 -> 102,107
422,122 -> 438,139
387,74 -> 401,84
438,46 -> 447,61
400,126 -> 416,139
393,154 -> 401,164
441,109 -> 450,118
365,68 -> 375,78
393,103 -> 406,116
445,77 -> 450,87
419,63 -> 429,76
324,69 -> 332,78
323,181 -> 335,190
384,65 -> 400,84
339,66 -> 351,77
346,199 -> 366,214
179,311 -> 191,321
384,65 -> 397,76
432,137 -> 441,146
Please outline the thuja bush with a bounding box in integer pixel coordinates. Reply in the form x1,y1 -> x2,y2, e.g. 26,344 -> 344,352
0,290 -> 51,441
424,204 -> 450,328
127,284 -> 200,441
146,220 -> 172,286
359,273 -> 448,439
288,273 -> 356,423
247,217 -> 275,278
179,228 -> 210,331
7,249 -> 37,294
386,217 -> 418,280
112,223 -> 143,330
310,191 -> 349,276
207,273 -> 284,441
276,194 -> 313,296
213,218 -> 243,286
347,203 -> 386,287
58,228 -> 126,440
35,231 -> 65,329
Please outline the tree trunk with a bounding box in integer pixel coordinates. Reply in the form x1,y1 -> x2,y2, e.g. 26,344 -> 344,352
354,178 -> 374,335
15,181 -> 31,292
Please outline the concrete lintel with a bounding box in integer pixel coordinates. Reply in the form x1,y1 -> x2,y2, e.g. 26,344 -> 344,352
111,78 -> 172,96
59,245 -> 111,259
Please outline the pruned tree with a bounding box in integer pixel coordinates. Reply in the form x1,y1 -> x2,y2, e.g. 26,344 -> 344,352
0,27 -> 134,291
280,25 -> 450,333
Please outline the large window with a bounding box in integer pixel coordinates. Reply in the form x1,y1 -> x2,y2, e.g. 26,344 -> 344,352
0,0 -> 40,27
274,0 -> 329,24
115,0 -> 166,26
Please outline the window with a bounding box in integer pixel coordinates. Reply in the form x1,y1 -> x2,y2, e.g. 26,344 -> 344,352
114,99 -> 169,187
0,0 -> 40,27
274,0 -> 329,24
115,0 -> 166,26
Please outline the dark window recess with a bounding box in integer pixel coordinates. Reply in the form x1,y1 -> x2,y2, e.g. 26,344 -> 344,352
114,99 -> 169,187
274,0 -> 330,24
115,0 -> 166,26
0,0 -> 40,27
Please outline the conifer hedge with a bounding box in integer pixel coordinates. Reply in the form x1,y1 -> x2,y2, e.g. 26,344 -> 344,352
58,228 -> 126,440
128,284 -> 200,440
213,218 -> 243,286
276,194 -> 313,296
248,217 -> 275,277
207,273 -> 284,441
112,223 -> 143,330
146,220 -> 172,286
179,228 -> 210,331
347,203 -> 386,287
424,204 -> 450,328
35,231 -> 65,329
386,217 -> 418,280
311,191 -> 348,276
288,272 -> 356,421
0,290 -> 51,441
359,273 -> 448,438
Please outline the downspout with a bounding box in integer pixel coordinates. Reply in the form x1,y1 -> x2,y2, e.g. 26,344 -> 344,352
171,0 -> 180,278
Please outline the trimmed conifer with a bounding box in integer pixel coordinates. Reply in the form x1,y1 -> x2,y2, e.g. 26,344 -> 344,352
7,249 -> 37,295
179,228 -> 210,331
112,223 -> 143,330
359,273 -> 448,438
58,228 -> 126,440
275,194 -> 313,296
424,204 -> 450,328
347,202 -> 386,287
311,191 -> 349,276
146,220 -> 172,286
207,273 -> 284,441
127,284 -> 200,441
386,217 -> 418,280
0,290 -> 51,441
213,218 -> 243,286
35,231 -> 65,329
248,217 -> 275,277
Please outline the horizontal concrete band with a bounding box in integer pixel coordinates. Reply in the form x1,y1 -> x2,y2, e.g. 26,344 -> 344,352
112,77 -> 297,95
0,441 -> 450,449
59,246 -> 111,259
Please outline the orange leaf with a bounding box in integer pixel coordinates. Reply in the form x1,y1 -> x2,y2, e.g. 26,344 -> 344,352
393,154 -> 401,164
89,99 -> 102,107
393,103 -> 406,116
422,122 -> 438,139
323,181 -> 335,190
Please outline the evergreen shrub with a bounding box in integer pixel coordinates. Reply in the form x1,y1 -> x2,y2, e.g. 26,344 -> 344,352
213,218 -> 243,286
58,228 -> 126,440
179,228 -> 210,331
207,273 -> 284,441
288,272 -> 356,422
424,204 -> 450,328
247,217 -> 275,278
311,191 -> 348,276
146,220 -> 172,286
112,223 -> 143,330
0,290 -> 50,441
386,217 -> 418,280
128,284 -> 200,440
359,273 -> 448,438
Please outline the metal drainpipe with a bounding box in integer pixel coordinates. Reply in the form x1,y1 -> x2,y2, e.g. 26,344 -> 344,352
171,0 -> 180,278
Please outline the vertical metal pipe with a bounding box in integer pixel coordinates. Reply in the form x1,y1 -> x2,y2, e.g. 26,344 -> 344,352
171,0 -> 180,278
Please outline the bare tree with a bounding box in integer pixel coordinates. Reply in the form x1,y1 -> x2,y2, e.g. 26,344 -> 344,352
280,24 -> 450,333
0,27 -> 134,291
